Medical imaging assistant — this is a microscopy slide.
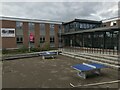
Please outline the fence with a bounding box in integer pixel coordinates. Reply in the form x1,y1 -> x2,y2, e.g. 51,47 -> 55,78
59,47 -> 118,55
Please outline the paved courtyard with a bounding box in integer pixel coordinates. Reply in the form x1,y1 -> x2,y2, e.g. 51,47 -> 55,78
2,55 -> 119,88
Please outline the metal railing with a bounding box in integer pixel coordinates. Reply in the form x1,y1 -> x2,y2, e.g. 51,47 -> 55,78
59,47 -> 118,55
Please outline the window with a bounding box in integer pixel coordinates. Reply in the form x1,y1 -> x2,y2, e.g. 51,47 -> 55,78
40,36 -> 45,43
50,24 -> 54,36
50,24 -> 54,28
70,23 -> 73,29
83,23 -> 87,29
92,24 -> 96,28
16,22 -> 23,36
50,36 -> 54,43
89,24 -> 93,28
29,22 -> 34,33
16,22 -> 24,48
40,23 -> 45,36
16,22 -> 23,29
106,32 -> 111,37
110,21 -> 117,26
86,24 -> 90,29
16,36 -> 23,43
79,23 -> 83,29
76,22 -> 79,30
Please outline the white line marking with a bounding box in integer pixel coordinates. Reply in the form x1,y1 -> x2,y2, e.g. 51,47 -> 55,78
70,80 -> 120,87
83,63 -> 96,69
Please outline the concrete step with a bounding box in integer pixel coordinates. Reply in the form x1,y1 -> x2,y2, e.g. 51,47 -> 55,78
64,52 -> 119,65
80,53 -> 118,61
79,53 -> 119,65
61,52 -> 120,69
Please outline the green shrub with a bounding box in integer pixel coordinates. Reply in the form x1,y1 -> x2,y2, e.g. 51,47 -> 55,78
41,42 -> 50,51
2,48 -> 8,54
30,47 -> 40,52
18,46 -> 29,53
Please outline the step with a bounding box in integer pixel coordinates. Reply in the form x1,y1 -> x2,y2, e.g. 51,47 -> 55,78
62,53 -> 120,69
80,53 -> 118,61
61,53 -> 120,69
63,52 -> 119,65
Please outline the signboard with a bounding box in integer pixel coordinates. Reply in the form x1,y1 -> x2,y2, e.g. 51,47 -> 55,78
1,28 -> 15,37
29,32 -> 34,42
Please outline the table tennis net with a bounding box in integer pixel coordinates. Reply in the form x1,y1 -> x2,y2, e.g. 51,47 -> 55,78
83,63 -> 96,69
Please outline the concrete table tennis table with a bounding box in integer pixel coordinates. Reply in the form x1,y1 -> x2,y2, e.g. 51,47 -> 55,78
71,63 -> 106,79
39,51 -> 58,59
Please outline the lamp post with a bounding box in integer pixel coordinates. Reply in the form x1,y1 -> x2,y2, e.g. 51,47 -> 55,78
28,30 -> 30,52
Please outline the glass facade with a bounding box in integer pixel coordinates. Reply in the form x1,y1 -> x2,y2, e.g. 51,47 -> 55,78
93,32 -> 104,48
64,21 -> 101,33
63,30 -> 119,50
83,33 -> 92,48
58,25 -> 62,47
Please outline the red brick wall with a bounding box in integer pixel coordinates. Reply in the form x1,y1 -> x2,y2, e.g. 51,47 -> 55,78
45,23 -> 50,45
23,22 -> 29,48
34,23 -> 40,48
117,19 -> 120,27
2,20 -> 16,49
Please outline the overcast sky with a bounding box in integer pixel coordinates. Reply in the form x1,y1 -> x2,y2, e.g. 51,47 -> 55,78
1,2 -> 119,22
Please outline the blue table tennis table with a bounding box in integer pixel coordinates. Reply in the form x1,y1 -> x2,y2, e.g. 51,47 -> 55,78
71,63 -> 106,79
39,51 -> 59,59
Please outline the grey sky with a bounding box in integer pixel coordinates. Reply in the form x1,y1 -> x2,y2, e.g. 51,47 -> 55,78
1,2 -> 119,22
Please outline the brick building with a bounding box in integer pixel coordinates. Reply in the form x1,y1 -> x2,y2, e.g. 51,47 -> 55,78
0,16 -> 120,55
0,17 -> 62,49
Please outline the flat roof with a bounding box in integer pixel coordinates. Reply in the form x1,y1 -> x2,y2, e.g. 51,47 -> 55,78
63,19 -> 102,25
62,26 -> 120,35
0,16 -> 63,24
102,16 -> 120,23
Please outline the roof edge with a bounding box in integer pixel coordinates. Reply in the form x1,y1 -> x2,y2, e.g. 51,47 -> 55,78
0,16 -> 63,24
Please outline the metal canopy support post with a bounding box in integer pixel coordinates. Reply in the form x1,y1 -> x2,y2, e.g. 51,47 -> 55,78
118,30 -> 120,80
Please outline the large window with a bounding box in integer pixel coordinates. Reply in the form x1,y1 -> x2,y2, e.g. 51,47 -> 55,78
75,34 -> 83,47
86,23 -> 90,29
50,36 -> 54,43
16,36 -> 23,43
50,24 -> 54,36
79,23 -> 83,29
76,22 -> 79,30
16,21 -> 23,48
105,31 -> 119,49
105,31 -> 112,49
112,31 -> 119,50
40,23 -> 45,36
83,33 -> 92,47
50,24 -> 55,47
93,32 -> 104,48
28,22 -> 35,48
40,36 -> 45,43
64,24 -> 69,33
58,25 -> 62,47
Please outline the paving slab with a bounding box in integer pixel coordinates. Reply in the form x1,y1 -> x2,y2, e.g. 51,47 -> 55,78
2,55 -> 119,88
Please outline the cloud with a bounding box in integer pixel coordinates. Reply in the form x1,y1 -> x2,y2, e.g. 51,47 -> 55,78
1,2 -> 119,22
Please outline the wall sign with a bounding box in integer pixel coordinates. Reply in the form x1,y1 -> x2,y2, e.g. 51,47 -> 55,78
1,28 -> 15,37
